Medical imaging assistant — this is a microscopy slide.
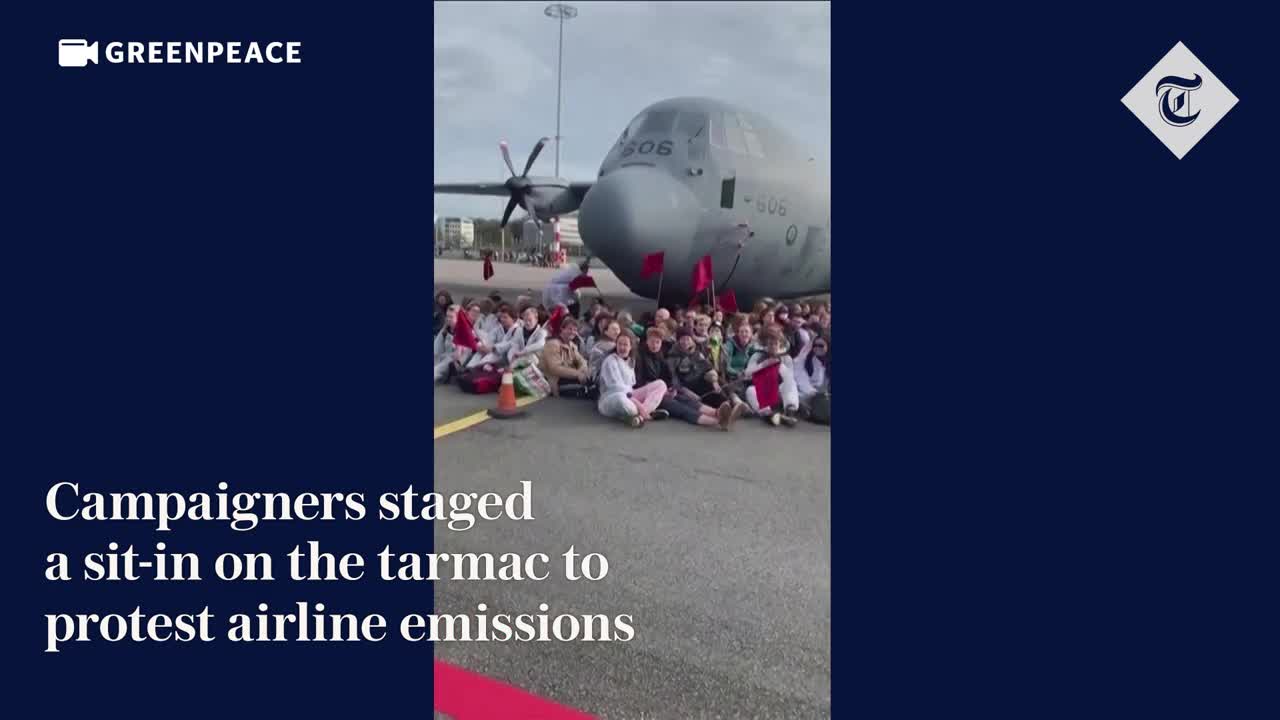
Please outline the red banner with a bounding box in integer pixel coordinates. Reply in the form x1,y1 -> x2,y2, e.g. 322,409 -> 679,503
434,660 -> 595,720
690,254 -> 713,295
640,251 -> 665,279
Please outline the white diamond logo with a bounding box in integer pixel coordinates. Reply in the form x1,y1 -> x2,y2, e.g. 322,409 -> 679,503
1121,42 -> 1238,159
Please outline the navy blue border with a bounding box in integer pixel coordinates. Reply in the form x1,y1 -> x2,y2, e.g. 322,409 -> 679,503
9,2 -> 433,716
839,2 -> 1278,716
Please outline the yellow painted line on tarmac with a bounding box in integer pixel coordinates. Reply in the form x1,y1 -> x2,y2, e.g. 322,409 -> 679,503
433,395 -> 543,441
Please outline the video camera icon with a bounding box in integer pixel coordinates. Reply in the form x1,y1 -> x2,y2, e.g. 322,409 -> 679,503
58,39 -> 99,67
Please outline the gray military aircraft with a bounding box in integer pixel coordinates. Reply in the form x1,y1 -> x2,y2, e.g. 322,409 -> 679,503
434,96 -> 830,304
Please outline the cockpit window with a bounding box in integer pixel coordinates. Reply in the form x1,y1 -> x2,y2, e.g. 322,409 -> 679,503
709,111 -> 765,159
620,112 -> 647,142
638,110 -> 677,135
722,112 -> 747,155
677,111 -> 708,140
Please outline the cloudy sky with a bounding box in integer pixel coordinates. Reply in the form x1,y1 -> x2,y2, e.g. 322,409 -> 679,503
433,0 -> 830,219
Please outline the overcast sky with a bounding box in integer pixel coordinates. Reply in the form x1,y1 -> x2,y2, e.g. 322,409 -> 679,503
433,0 -> 830,220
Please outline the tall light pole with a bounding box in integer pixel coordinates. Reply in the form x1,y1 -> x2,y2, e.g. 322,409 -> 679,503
544,3 -> 577,178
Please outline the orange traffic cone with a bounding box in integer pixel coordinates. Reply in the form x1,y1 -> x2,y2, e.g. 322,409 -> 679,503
487,370 -> 527,419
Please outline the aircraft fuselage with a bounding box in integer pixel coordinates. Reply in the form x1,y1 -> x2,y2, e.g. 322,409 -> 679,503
577,97 -> 830,305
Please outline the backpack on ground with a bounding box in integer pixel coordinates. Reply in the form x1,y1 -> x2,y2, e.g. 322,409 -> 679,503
457,368 -> 501,394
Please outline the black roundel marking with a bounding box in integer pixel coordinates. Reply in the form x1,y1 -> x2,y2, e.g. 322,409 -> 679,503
786,225 -> 798,246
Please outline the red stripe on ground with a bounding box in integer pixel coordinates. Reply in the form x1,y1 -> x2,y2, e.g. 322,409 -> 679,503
434,660 -> 596,720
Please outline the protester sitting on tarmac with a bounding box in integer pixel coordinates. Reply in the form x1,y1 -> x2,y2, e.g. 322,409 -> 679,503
477,298 -> 500,336
433,290 -> 453,336
543,317 -> 591,397
707,323 -> 725,377
783,307 -> 812,360
636,327 -> 739,429
597,331 -> 665,428
587,318 -> 622,382
585,297 -> 610,322
582,313 -> 614,355
692,314 -> 713,349
669,327 -> 732,408
433,305 -> 464,383
506,305 -> 551,397
466,303 -> 519,370
723,319 -> 758,382
659,318 -> 680,351
744,326 -> 801,427
774,304 -> 789,327
461,300 -> 482,330
794,332 -> 830,412
616,310 -> 644,338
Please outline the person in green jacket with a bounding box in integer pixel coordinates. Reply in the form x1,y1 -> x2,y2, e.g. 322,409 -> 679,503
722,319 -> 760,382
617,310 -> 644,338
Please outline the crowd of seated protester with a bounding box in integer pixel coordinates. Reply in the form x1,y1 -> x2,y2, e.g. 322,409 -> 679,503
433,289 -> 831,429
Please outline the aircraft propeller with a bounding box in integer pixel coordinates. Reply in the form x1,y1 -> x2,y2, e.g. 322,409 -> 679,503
498,137 -> 549,228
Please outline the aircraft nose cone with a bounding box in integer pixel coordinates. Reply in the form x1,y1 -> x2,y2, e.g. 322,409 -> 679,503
579,167 -> 700,297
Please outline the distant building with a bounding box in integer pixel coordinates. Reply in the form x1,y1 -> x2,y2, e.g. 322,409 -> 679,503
518,213 -> 586,256
555,211 -> 586,251
435,217 -> 475,249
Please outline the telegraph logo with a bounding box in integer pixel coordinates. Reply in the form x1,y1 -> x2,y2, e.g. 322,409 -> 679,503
1121,42 -> 1238,159
1157,74 -> 1201,127
58,39 -> 98,67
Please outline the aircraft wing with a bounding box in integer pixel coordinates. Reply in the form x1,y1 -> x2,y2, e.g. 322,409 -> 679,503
433,182 -> 509,196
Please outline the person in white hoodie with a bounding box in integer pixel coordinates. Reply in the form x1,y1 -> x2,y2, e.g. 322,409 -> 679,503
465,304 -> 519,371
793,332 -> 830,406
596,331 -> 666,428
743,326 -> 801,426
433,305 -> 463,383
507,305 -> 550,397
542,259 -> 591,319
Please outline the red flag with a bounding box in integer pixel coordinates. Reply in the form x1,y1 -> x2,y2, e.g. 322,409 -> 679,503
483,256 -> 494,281
716,288 -> 738,313
753,362 -> 781,410
435,660 -> 593,720
640,251 -> 665,279
690,254 -> 713,294
547,305 -> 567,335
568,274 -> 597,291
452,308 -> 479,350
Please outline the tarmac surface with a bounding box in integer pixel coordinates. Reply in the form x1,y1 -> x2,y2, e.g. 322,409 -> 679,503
433,261 -> 832,719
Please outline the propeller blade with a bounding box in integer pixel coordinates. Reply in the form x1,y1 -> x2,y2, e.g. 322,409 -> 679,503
500,195 -> 519,228
523,137 -> 550,177
499,140 -> 516,177
522,196 -> 538,224
499,194 -> 519,228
